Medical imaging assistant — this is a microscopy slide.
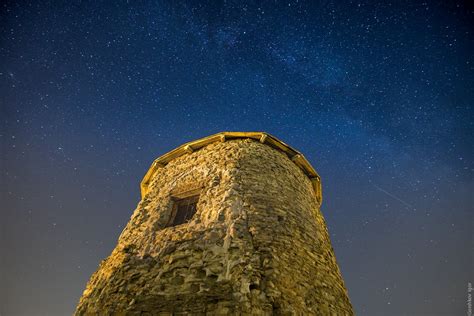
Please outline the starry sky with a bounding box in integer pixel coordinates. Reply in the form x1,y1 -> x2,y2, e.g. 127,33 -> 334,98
1,1 -> 473,315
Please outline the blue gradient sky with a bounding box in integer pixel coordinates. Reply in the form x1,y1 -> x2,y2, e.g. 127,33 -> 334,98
2,1 -> 473,315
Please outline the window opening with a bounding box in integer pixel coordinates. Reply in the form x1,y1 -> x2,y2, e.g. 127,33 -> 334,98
168,194 -> 199,227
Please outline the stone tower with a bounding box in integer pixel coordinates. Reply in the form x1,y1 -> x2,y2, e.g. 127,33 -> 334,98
75,132 -> 353,315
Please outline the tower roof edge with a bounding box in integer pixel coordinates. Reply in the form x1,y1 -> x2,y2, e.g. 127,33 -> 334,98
140,132 -> 322,203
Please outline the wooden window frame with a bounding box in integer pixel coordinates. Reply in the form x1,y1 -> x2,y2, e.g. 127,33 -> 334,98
167,188 -> 201,227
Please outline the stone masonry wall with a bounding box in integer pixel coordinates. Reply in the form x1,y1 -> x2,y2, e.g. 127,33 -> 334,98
236,140 -> 352,315
75,138 -> 353,315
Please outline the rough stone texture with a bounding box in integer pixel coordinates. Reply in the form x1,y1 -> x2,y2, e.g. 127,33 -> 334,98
75,138 -> 353,315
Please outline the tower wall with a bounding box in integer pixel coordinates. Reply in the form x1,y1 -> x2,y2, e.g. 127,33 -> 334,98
75,137 -> 353,315
236,140 -> 352,314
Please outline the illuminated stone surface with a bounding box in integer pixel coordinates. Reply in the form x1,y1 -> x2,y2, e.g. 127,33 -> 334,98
75,133 -> 353,315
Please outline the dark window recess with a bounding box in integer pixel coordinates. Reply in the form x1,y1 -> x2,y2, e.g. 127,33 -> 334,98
168,195 -> 199,227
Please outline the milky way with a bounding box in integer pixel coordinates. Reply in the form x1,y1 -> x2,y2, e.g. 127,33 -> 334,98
2,1 -> 472,315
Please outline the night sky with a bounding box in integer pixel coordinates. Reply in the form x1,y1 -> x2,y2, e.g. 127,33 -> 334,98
1,1 -> 473,315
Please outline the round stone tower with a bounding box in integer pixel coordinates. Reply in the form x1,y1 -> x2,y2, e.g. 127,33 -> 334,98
75,132 -> 353,315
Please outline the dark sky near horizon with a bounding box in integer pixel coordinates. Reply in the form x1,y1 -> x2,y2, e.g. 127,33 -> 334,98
1,1 -> 473,315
